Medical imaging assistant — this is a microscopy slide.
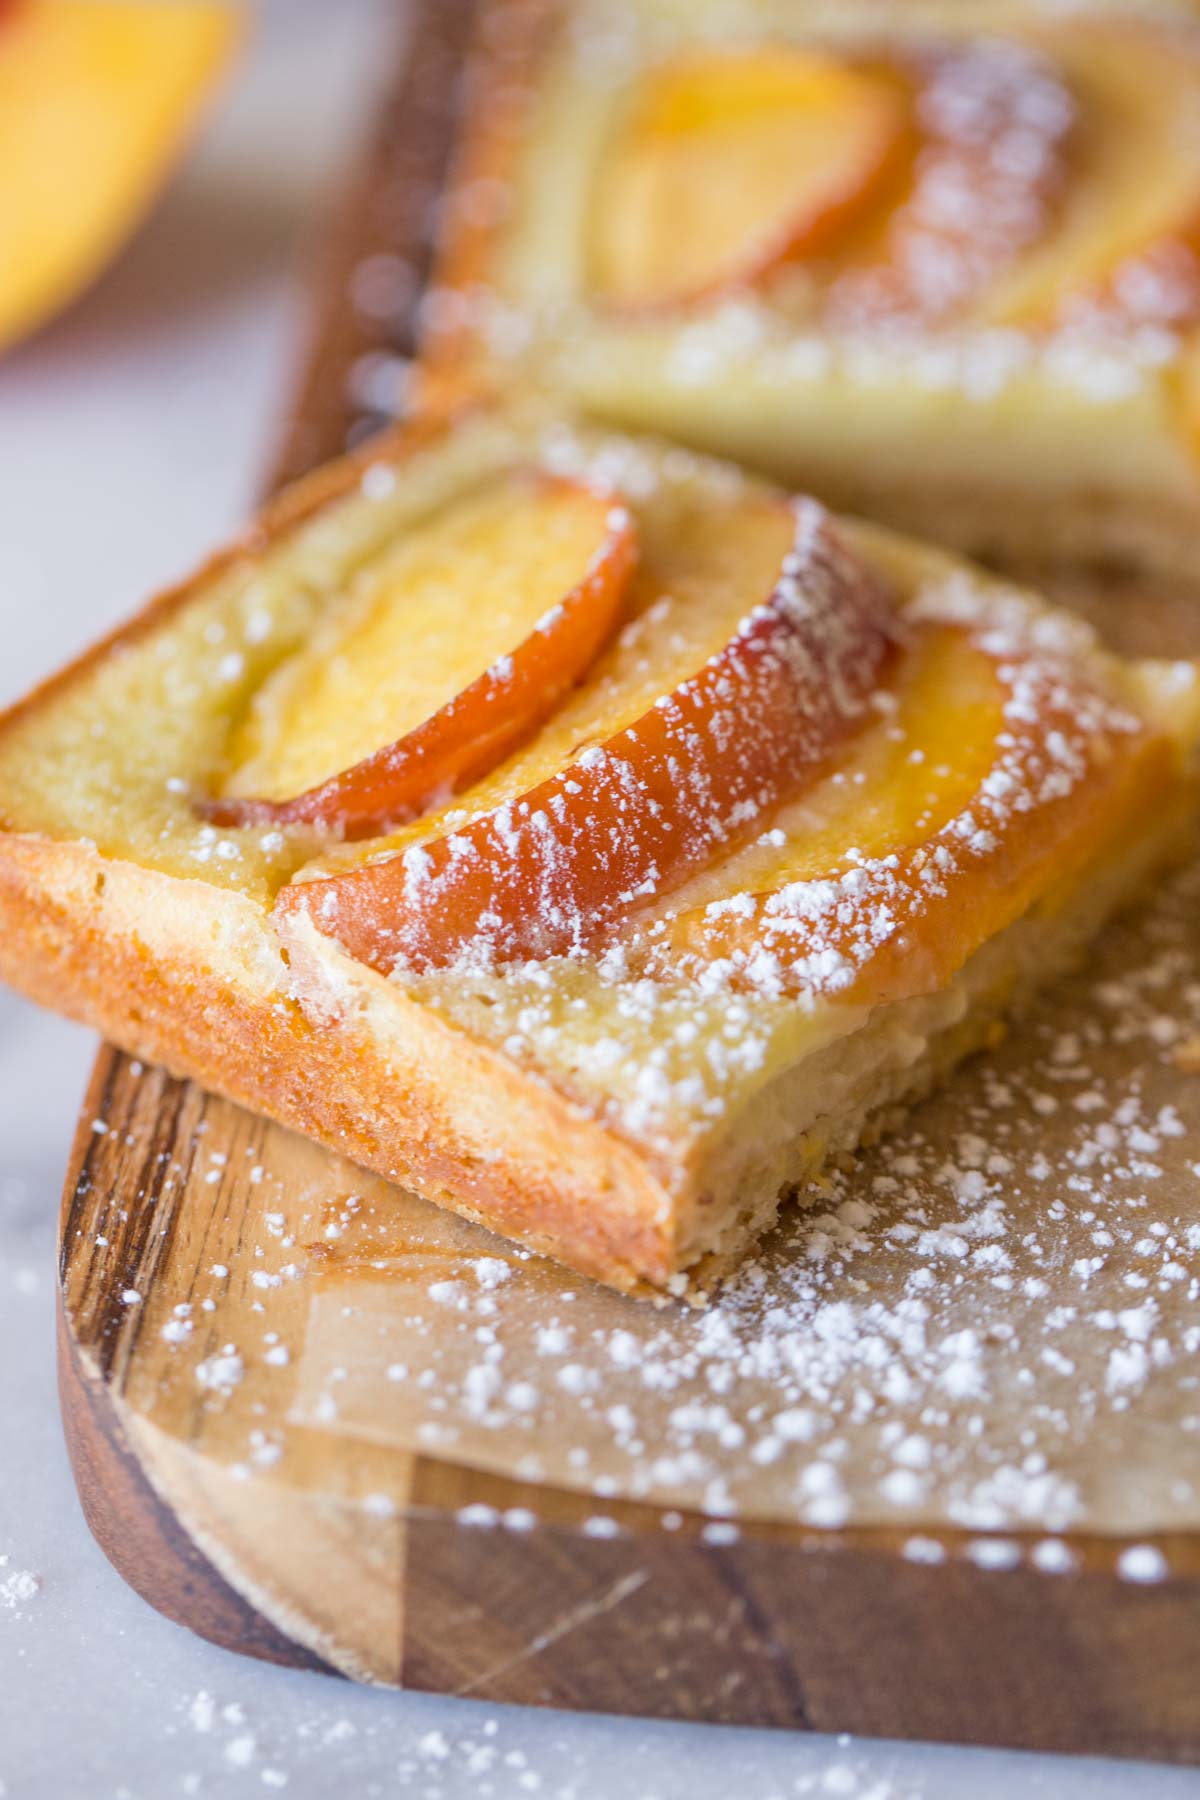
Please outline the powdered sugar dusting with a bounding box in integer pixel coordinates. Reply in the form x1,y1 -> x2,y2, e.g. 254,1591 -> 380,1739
829,39 -> 1074,329
295,851 -> 1200,1537
382,536 -> 1192,1164
303,499 -> 894,973
639,568 -> 1157,1003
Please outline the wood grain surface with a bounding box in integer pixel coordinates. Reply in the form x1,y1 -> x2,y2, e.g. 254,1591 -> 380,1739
55,0 -> 1200,1758
55,1044 -> 1200,1750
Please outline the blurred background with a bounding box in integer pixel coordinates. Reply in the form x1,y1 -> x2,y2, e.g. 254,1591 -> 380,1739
0,5 -> 1198,1796
0,0 -> 391,707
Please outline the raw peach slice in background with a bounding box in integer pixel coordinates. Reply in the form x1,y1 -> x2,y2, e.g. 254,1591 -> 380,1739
591,46 -> 908,310
0,0 -> 237,353
211,474 -> 637,840
277,499 -> 895,971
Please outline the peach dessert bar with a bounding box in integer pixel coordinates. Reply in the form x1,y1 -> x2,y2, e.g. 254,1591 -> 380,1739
420,0 -> 1200,577
0,406 -> 1195,1295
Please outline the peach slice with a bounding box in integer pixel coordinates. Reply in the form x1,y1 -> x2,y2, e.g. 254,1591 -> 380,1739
591,47 -> 908,310
640,618 -> 1174,1008
825,39 -> 1074,327
276,500 -> 895,971
209,475 -> 637,840
983,27 -> 1200,328
0,0 -> 238,353
634,625 -> 1007,922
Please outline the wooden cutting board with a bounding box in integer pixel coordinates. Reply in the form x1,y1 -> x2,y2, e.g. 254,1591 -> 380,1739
56,0 -> 1200,1759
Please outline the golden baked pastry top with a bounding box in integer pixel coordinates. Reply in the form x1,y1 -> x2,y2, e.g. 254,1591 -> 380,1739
1,407 -> 1193,1157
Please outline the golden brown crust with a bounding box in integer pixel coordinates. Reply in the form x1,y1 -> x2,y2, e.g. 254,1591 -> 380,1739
0,833 -> 675,1292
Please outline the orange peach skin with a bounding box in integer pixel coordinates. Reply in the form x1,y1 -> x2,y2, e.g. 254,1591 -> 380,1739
205,481 -> 637,841
277,502 -> 895,971
648,631 -> 1176,1008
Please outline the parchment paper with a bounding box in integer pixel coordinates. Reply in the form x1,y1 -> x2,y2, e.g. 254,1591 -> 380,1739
290,840 -> 1200,1536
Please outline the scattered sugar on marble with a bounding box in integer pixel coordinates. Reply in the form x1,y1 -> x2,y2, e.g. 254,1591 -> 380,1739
169,1681 -> 924,1797
0,1558 -> 40,1617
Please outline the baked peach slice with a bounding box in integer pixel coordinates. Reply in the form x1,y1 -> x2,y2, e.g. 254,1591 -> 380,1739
983,27 -> 1200,328
591,47 -> 908,310
823,39 -> 1074,326
0,0 -> 237,353
639,615 -> 1178,1008
209,474 -> 637,840
276,499 -> 895,971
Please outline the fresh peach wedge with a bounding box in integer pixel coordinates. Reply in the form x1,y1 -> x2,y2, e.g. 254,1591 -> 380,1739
638,616 -> 1176,1008
591,47 -> 908,310
208,474 -> 637,840
276,499 -> 895,972
0,0 -> 238,354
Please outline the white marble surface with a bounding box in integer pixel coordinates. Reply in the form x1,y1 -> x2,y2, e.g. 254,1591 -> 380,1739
0,5 -> 1196,1795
